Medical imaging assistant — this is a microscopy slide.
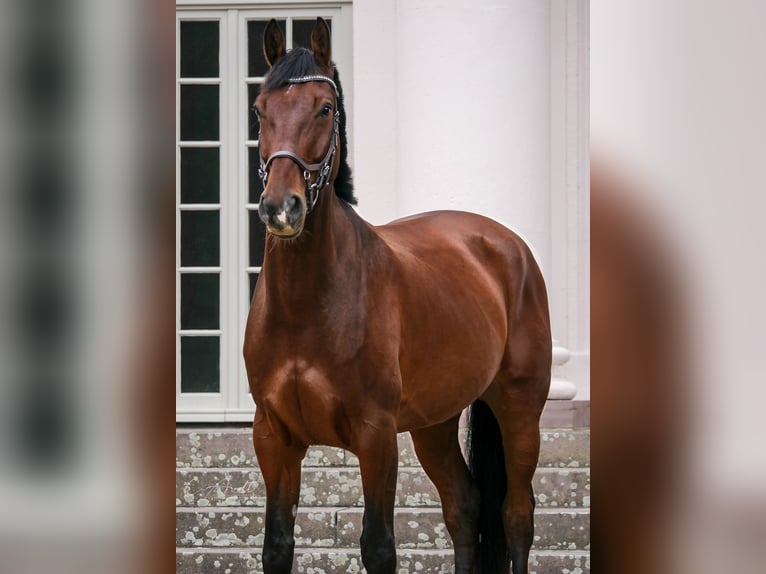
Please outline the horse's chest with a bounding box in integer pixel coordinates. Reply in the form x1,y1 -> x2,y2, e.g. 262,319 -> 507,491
254,359 -> 353,448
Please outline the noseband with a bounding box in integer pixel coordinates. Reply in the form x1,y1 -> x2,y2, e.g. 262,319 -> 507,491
257,75 -> 340,213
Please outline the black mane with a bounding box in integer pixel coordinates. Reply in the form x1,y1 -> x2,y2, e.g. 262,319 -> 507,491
263,48 -> 356,205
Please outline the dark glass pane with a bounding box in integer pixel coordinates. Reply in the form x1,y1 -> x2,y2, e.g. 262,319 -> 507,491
249,272 -> 260,302
249,211 -> 266,267
248,20 -> 286,77
180,85 -> 219,141
181,148 -> 219,204
292,19 -> 331,50
249,211 -> 267,267
181,336 -> 220,393
180,21 -> 219,78
248,83 -> 261,141
180,273 -> 219,329
248,147 -> 264,204
181,211 -> 220,266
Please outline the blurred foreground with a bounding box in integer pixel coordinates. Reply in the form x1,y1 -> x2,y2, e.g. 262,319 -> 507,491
592,1 -> 766,572
0,0 -> 174,573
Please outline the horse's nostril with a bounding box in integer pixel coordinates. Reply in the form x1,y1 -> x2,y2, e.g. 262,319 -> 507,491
287,194 -> 303,216
259,193 -> 274,213
257,197 -> 268,217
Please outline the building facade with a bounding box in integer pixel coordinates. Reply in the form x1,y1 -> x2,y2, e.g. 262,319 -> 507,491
176,0 -> 589,421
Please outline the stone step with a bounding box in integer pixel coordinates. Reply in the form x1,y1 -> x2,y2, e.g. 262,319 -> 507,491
176,467 -> 590,510
176,547 -> 590,574
177,428 -> 589,469
177,507 -> 590,552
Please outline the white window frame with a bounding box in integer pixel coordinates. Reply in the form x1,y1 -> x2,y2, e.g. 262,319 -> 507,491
176,2 -> 353,422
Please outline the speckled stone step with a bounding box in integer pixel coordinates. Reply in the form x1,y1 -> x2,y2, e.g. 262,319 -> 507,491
175,547 -> 590,574
176,467 -> 590,510
176,427 -> 590,572
176,428 -> 589,470
177,507 -> 589,552
335,508 -> 589,552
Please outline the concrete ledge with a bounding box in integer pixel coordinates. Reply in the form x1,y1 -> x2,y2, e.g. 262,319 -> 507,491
176,547 -> 591,574
176,507 -> 589,551
541,400 -> 590,428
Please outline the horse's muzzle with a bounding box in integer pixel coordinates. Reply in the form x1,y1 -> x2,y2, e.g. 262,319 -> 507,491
258,192 -> 305,237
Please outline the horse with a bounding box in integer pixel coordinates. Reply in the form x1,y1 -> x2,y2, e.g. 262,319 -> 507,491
243,18 -> 551,574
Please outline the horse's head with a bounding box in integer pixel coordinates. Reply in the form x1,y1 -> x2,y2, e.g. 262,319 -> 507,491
255,18 -> 342,239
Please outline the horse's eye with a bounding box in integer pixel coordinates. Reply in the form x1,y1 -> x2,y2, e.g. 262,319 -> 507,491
321,104 -> 332,117
253,106 -> 261,119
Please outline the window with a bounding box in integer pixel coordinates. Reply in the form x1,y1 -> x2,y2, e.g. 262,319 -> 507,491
176,3 -> 352,421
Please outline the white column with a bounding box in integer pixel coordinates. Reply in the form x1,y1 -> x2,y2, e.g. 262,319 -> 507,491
396,0 -> 552,268
550,341 -> 577,400
550,0 -> 589,400
395,0 -> 579,400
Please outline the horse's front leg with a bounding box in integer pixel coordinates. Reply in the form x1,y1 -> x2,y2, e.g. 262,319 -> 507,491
354,418 -> 399,574
252,414 -> 306,574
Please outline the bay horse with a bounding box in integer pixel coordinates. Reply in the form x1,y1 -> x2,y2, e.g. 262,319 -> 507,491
243,18 -> 551,574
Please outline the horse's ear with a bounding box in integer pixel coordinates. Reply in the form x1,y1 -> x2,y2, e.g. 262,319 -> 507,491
263,19 -> 286,67
311,17 -> 332,70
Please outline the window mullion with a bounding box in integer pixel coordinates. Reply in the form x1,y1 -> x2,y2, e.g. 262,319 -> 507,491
223,9 -> 241,417
237,10 -> 251,418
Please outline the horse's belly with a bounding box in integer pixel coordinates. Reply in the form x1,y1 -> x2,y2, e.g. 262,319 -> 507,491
393,263 -> 510,430
396,358 -> 500,432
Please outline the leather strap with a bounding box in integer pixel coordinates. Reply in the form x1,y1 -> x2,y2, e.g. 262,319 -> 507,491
258,105 -> 340,213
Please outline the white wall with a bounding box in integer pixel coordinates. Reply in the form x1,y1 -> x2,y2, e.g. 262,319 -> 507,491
350,0 -> 398,224
396,0 -> 552,280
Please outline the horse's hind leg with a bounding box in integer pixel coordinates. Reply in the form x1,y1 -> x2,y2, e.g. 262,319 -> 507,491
411,415 -> 480,573
484,376 -> 548,574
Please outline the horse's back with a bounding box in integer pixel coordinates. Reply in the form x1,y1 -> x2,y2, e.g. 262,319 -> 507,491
380,210 -> 533,264
377,210 -> 541,305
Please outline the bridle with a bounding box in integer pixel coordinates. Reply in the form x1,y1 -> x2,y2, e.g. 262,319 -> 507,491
257,74 -> 340,213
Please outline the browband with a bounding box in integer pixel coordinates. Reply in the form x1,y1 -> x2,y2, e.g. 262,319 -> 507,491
286,74 -> 338,96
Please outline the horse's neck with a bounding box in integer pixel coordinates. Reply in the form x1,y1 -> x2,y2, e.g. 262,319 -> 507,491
260,188 -> 366,320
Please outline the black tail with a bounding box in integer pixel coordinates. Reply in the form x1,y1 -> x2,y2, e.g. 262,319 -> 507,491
468,399 -> 510,573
